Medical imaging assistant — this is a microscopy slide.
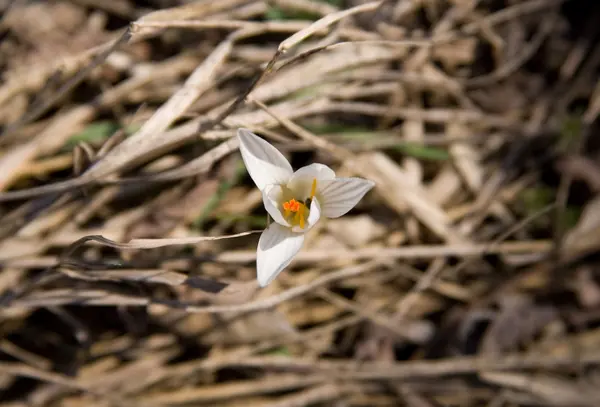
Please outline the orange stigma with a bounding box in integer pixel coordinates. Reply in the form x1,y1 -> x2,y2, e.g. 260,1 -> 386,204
283,199 -> 301,213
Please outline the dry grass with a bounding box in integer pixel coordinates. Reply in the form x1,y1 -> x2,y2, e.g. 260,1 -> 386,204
1,0 -> 600,405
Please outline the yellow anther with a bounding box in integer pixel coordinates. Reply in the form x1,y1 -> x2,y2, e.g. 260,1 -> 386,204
299,205 -> 305,229
310,178 -> 317,199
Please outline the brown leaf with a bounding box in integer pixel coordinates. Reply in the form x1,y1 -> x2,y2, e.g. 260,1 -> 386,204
573,266 -> 600,308
562,195 -> 600,262
480,294 -> 557,355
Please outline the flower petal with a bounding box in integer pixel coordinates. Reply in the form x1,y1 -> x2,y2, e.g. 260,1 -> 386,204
238,128 -> 293,191
291,196 -> 321,233
319,177 -> 375,218
262,185 -> 289,227
287,163 -> 336,200
291,163 -> 336,181
257,223 -> 304,287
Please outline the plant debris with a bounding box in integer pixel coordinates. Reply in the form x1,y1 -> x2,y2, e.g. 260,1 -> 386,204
1,0 -> 600,406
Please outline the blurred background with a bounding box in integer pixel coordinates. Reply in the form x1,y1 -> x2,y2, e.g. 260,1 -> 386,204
0,0 -> 600,405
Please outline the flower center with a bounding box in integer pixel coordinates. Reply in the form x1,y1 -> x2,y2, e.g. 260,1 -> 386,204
283,199 -> 301,213
281,178 -> 317,230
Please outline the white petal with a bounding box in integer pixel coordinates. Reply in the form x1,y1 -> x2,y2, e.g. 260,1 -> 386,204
291,196 -> 321,233
262,185 -> 289,227
287,163 -> 336,200
291,163 -> 336,182
319,177 -> 375,218
238,128 -> 293,191
257,224 -> 304,287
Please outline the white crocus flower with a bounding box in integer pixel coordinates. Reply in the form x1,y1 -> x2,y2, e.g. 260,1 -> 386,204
237,128 -> 375,287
